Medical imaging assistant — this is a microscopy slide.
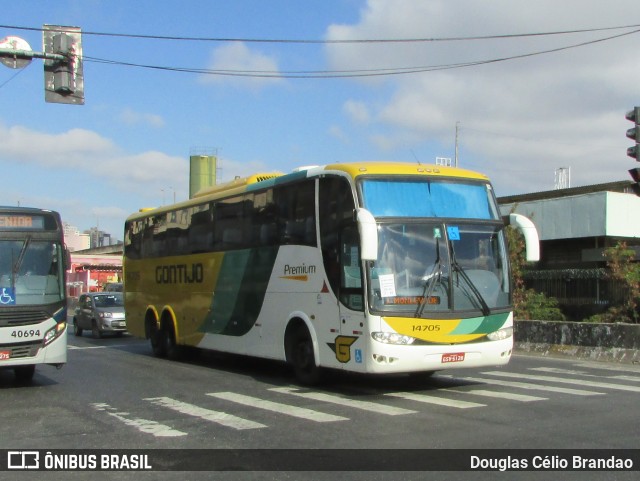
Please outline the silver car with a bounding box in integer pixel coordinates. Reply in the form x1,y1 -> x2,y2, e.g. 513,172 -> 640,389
73,292 -> 127,338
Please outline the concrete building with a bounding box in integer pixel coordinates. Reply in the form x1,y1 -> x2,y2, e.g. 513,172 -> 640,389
499,180 -> 640,319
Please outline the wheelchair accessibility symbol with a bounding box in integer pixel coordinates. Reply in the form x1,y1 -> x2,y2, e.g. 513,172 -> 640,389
1,288 -> 16,305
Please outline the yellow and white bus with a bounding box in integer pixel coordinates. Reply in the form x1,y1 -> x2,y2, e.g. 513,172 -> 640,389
124,162 -> 539,384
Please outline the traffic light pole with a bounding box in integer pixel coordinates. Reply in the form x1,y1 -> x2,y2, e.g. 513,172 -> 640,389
0,25 -> 84,105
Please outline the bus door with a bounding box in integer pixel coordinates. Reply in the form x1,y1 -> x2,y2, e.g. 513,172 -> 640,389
336,224 -> 366,367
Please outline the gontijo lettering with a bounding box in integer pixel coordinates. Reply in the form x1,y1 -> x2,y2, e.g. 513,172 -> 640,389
156,264 -> 204,284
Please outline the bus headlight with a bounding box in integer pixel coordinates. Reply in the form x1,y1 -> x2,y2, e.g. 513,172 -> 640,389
372,332 -> 415,345
44,322 -> 67,346
486,327 -> 513,341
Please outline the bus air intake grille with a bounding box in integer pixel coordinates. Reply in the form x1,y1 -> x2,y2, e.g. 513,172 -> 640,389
0,341 -> 42,358
0,310 -> 51,327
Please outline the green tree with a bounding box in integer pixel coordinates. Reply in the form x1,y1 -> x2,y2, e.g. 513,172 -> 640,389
506,225 -> 565,321
599,242 -> 640,324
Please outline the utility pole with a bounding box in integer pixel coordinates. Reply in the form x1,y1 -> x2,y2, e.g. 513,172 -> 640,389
0,25 -> 84,104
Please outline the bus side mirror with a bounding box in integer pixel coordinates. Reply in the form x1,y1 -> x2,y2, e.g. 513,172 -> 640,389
356,208 -> 378,261
507,213 -> 540,262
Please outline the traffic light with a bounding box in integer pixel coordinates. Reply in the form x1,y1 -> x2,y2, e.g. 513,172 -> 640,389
625,106 -> 640,161
43,25 -> 84,105
629,167 -> 640,196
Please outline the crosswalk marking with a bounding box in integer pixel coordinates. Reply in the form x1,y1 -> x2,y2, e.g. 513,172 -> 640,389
532,367 -> 640,383
384,391 -> 485,408
445,375 -> 604,396
92,402 -> 187,437
441,388 -> 547,402
484,371 -> 640,393
270,387 -> 417,415
208,391 -> 349,422
610,375 -> 640,383
145,396 -> 266,430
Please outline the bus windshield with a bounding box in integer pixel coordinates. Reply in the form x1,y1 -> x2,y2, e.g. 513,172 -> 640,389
360,178 -> 500,220
368,222 -> 510,316
0,239 -> 66,306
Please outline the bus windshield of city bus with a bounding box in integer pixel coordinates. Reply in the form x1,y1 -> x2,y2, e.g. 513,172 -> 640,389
0,240 -> 66,306
360,178 -> 510,316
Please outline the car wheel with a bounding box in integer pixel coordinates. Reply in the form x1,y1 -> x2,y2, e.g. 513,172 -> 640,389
92,320 -> 102,339
73,319 -> 83,337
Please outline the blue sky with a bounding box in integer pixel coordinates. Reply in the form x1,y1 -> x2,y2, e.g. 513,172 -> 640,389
1,0 -> 639,240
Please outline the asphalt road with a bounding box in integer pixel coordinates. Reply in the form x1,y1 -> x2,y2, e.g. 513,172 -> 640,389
1,330 -> 639,480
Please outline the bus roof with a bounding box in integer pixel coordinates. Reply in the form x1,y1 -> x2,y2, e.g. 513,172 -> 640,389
322,161 -> 488,181
125,161 -> 489,221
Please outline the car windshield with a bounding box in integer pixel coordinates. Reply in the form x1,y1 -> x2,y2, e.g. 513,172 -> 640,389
368,222 -> 511,316
94,294 -> 123,307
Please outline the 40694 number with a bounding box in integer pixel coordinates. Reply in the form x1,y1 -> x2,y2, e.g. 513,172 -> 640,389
11,329 -> 41,339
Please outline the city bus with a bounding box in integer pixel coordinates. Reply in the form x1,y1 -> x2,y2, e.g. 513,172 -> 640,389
0,206 -> 69,381
124,162 -> 539,384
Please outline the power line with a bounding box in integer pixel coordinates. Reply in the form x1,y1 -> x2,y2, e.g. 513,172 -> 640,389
1,22 -> 640,44
79,27 -> 640,79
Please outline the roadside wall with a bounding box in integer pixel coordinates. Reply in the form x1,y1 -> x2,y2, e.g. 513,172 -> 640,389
514,320 -> 640,364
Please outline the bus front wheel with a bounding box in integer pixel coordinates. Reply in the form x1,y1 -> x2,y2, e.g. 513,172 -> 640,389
14,365 -> 35,382
288,325 -> 322,385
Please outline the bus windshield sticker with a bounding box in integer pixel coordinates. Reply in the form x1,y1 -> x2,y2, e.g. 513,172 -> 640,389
0,287 -> 16,305
379,274 -> 396,298
447,226 -> 460,241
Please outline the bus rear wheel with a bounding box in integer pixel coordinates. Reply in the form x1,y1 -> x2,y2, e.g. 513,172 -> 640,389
288,326 -> 322,385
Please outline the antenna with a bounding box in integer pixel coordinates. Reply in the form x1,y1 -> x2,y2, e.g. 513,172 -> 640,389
554,167 -> 571,190
454,121 -> 460,167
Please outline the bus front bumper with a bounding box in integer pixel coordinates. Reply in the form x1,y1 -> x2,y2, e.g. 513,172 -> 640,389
364,336 -> 513,374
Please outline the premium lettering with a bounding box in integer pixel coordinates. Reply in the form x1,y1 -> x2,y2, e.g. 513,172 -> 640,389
284,263 -> 316,276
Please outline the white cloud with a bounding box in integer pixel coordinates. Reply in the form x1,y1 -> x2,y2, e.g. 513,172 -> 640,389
325,0 -> 640,194
344,100 -> 371,124
119,108 -> 165,128
199,42 -> 284,90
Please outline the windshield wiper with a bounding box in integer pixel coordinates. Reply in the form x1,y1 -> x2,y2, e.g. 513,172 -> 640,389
415,239 -> 443,318
449,240 -> 491,316
12,236 -> 32,276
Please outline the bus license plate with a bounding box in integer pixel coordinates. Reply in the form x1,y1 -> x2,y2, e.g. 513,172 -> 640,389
0,351 -> 11,360
442,353 -> 465,363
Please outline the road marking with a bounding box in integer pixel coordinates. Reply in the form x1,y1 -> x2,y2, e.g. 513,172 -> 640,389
92,402 -> 187,437
483,371 -> 640,393
531,367 -> 640,383
573,362 -> 640,374
441,388 -> 547,402
530,367 -> 590,376
270,387 -> 417,416
443,375 -> 604,396
68,344 -> 129,350
68,345 -> 107,350
384,391 -> 485,409
208,392 -> 348,422
145,396 -> 266,430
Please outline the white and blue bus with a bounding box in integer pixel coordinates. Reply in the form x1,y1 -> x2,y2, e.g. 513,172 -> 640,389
0,207 -> 69,381
124,162 -> 539,384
